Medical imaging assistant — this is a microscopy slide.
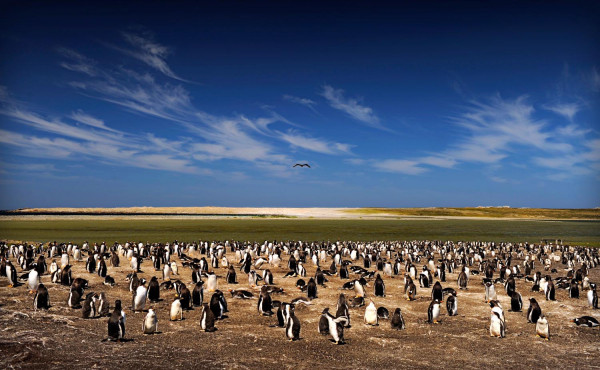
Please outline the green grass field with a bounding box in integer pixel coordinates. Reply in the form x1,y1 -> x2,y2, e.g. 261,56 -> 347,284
345,207 -> 600,219
1,218 -> 599,246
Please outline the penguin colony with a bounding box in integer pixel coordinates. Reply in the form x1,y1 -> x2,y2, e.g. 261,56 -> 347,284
1,239 -> 599,348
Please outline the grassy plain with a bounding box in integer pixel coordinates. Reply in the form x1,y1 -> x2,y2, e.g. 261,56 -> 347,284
1,218 -> 599,246
344,207 -> 600,219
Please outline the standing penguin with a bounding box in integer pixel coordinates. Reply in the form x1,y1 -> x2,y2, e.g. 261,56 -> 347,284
569,279 -> 579,299
285,304 -> 301,341
510,291 -> 523,312
179,284 -> 192,310
390,308 -> 406,330
321,308 -> 348,344
446,293 -> 457,316
68,286 -> 82,309
427,299 -> 442,324
148,276 -> 160,303
33,283 -> 50,310
431,281 -> 443,302
107,300 -> 126,342
257,285 -> 274,316
489,311 -> 505,338
485,281 -> 497,302
335,293 -> 351,328
206,273 -> 217,292
364,300 -> 378,326
98,292 -> 110,317
307,277 -> 318,300
97,259 -> 107,278
143,308 -> 158,334
545,277 -> 556,301
170,298 -> 183,321
374,274 -> 386,297
28,269 -> 39,293
200,303 -> 217,332
226,265 -> 237,284
536,315 -> 550,340
210,291 -> 227,319
163,263 -> 172,281
406,278 -> 417,301
86,255 -> 96,273
527,298 -> 542,323
458,267 -> 468,290
132,282 -> 148,312
587,283 -> 598,309
6,261 -> 17,287
82,293 -> 98,319
192,281 -> 204,307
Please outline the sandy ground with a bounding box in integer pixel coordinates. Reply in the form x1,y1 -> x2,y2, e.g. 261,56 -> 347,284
1,246 -> 599,369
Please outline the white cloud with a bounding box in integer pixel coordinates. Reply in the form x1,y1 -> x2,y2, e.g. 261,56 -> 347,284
373,159 -> 426,175
283,94 -> 317,112
69,110 -> 121,133
544,103 -> 580,121
277,130 -> 352,155
320,85 -> 387,130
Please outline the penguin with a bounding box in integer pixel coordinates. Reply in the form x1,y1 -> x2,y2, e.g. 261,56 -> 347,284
485,281 -> 497,302
179,284 -> 191,310
143,308 -> 158,334
527,298 -> 542,323
60,265 -> 72,286
226,265 -> 237,284
206,273 -> 217,292
296,279 -> 307,291
545,277 -> 556,301
170,298 -> 183,321
321,308 -> 348,344
263,269 -> 274,285
339,264 -> 349,280
431,281 -> 443,302
390,307 -> 406,330
170,261 -> 178,275
458,267 -> 468,290
68,287 -> 82,309
129,272 -> 140,293
27,269 -> 39,293
335,293 -> 351,328
132,282 -> 148,312
200,303 -> 217,332
406,280 -> 417,301
569,279 -> 579,299
446,293 -> 457,316
257,285 -> 274,316
374,274 -> 385,297
82,293 -> 98,319
364,300 -> 378,326
587,283 -> 598,309
510,291 -> 523,312
377,306 -> 390,319
248,270 -> 260,287
210,291 -> 226,319
33,283 -> 50,310
504,276 -> 516,297
572,316 -> 600,327
427,299 -> 441,324
318,313 -> 330,335
276,302 -> 289,328
419,270 -> 430,288
536,315 -> 550,340
315,268 -> 326,286
193,281 -> 204,307
107,300 -> 126,341
148,276 -> 160,302
97,258 -> 107,278
307,277 -> 318,300
98,292 -> 110,316
104,275 -> 116,287
6,261 -> 17,287
285,304 -> 301,341
86,255 -> 96,273
489,311 -> 505,338
354,278 -> 366,298
163,263 -> 172,281
489,300 -> 505,324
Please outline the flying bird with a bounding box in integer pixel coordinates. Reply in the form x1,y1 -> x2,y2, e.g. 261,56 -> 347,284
293,163 -> 311,168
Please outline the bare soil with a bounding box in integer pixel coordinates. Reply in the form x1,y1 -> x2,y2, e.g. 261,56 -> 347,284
1,248 -> 599,369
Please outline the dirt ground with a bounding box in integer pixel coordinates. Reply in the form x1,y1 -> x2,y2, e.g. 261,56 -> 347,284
1,246 -> 599,369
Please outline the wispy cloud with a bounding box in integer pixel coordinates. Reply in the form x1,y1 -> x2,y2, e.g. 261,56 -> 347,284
373,159 -> 426,175
69,110 -> 121,133
115,30 -> 187,82
283,94 -> 317,112
320,85 -> 387,131
277,130 -> 352,155
544,102 -> 580,121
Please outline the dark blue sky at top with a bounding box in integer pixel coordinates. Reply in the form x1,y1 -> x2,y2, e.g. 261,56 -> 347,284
0,1 -> 599,208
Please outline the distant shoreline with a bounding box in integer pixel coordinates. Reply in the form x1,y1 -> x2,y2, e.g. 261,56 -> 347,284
1,207 -> 598,220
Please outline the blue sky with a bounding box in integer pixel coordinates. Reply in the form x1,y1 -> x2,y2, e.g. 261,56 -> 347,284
0,1 -> 599,208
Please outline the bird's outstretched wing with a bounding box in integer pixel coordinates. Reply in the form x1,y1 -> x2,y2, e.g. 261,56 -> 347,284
304,164 -> 311,168
293,164 -> 300,167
